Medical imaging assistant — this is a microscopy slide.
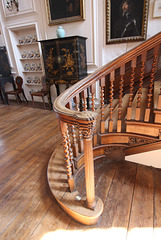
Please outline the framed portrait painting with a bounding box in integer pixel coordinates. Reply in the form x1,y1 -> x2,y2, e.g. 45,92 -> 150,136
106,0 -> 149,44
45,0 -> 85,25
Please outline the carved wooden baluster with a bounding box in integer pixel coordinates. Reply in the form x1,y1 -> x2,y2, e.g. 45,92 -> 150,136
74,94 -> 80,111
100,77 -> 105,133
78,129 -> 84,153
127,58 -> 137,120
82,125 -> 96,209
135,52 -> 147,121
60,121 -> 75,192
66,101 -> 75,165
109,71 -> 115,132
81,89 -> 88,111
66,125 -> 75,175
74,95 -> 84,153
78,89 -> 88,152
67,99 -> 79,159
90,83 -> 96,111
90,83 -> 97,146
144,45 -> 160,122
117,65 -> 125,132
71,125 -> 78,158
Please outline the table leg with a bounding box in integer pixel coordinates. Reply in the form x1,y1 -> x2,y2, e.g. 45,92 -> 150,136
55,84 -> 60,96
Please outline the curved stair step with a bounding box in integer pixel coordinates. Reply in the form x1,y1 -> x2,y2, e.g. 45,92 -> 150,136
47,145 -> 103,226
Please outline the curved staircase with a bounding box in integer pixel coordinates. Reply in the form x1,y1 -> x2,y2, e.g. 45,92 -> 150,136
48,32 -> 161,225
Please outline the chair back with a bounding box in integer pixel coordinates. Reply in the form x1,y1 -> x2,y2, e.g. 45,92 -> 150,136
15,76 -> 23,90
41,76 -> 47,91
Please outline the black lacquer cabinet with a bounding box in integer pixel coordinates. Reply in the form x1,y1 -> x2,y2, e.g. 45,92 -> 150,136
40,36 -> 87,88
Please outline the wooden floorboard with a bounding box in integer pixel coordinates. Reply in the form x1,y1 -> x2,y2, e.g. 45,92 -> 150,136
153,168 -> 161,240
127,165 -> 154,240
0,103 -> 161,240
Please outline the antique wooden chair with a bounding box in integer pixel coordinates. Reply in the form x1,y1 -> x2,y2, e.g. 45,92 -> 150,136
5,76 -> 28,104
30,76 -> 48,109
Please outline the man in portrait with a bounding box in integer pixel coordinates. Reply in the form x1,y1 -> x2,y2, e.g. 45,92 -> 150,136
112,0 -> 141,39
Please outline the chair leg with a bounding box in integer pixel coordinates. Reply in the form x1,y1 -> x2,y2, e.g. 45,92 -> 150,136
15,94 -> 20,104
22,90 -> 28,103
5,93 -> 9,104
42,96 -> 46,109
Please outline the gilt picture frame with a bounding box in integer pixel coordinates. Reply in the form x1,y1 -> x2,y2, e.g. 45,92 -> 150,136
106,0 -> 149,44
45,0 -> 85,25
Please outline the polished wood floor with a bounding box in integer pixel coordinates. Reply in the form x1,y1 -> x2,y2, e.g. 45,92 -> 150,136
0,103 -> 161,240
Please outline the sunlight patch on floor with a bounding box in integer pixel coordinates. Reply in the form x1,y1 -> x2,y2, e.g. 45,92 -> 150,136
127,227 -> 153,240
154,227 -> 161,240
41,228 -> 127,240
41,227 -> 160,240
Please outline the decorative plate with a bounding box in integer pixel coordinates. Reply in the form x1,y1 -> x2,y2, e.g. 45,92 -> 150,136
21,50 -> 28,58
33,77 -> 40,84
35,50 -> 40,58
28,50 -> 35,58
26,76 -> 33,83
32,34 -> 37,42
30,63 -> 37,71
19,36 -> 25,45
26,34 -> 33,44
37,63 -> 42,71
24,63 -> 30,71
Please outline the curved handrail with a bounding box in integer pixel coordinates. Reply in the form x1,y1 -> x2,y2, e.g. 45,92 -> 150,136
54,32 -> 161,125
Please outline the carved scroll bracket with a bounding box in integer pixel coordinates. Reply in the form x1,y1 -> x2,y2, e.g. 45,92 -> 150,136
129,136 -> 155,145
104,146 -> 125,154
79,120 -> 96,139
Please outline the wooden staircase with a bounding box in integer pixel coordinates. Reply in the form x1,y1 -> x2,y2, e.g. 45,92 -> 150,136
49,32 -> 161,225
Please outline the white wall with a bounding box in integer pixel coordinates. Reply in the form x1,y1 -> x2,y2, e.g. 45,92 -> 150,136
0,21 -> 5,45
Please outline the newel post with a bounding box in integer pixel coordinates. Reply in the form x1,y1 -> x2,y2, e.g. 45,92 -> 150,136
81,122 -> 96,210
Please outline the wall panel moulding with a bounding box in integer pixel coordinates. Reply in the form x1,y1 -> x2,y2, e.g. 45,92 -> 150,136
2,0 -> 36,18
